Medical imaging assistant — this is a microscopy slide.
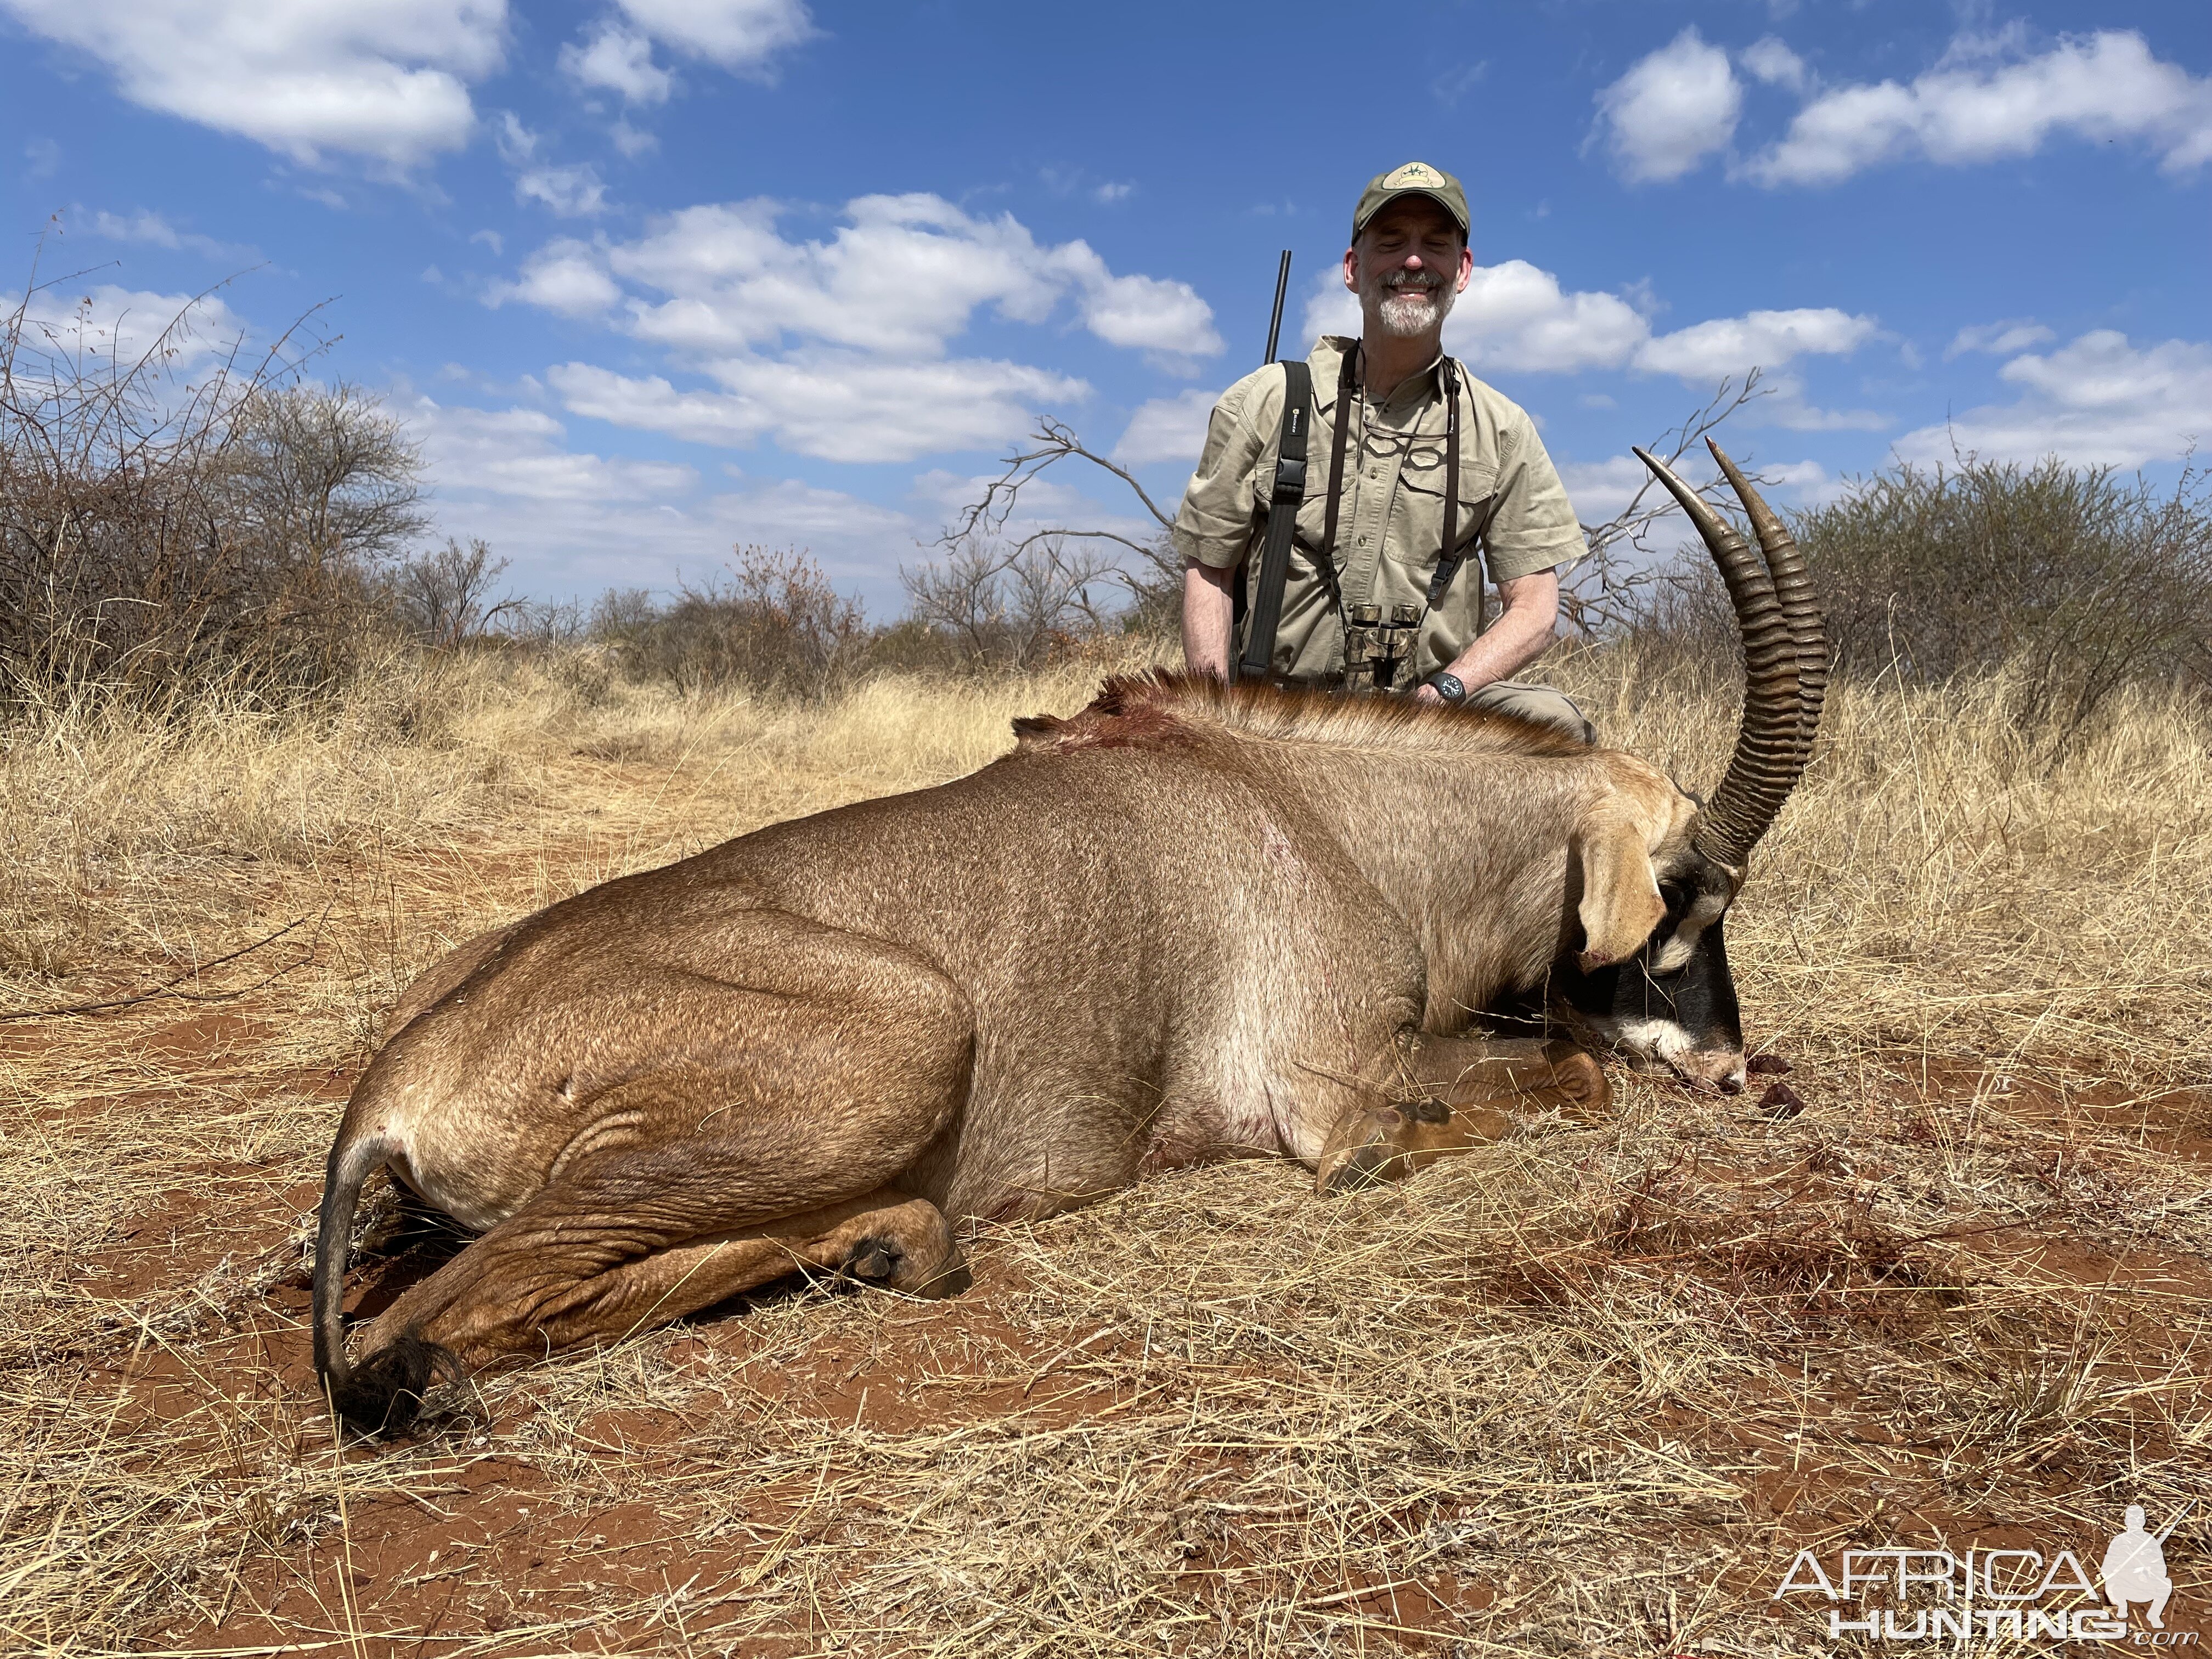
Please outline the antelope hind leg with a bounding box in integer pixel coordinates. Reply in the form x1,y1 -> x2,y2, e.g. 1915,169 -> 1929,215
326,913 -> 975,1426
355,1175 -> 966,1378
535,1186 -> 970,1355
1314,1036 -> 1610,1193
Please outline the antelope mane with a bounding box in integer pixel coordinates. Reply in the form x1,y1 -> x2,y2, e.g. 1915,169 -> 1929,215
1014,670 -> 1592,761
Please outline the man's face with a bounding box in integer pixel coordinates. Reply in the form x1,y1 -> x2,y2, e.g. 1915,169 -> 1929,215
1344,199 -> 1472,342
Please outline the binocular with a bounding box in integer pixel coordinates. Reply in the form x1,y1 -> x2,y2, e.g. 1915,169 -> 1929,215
1341,603 -> 1424,692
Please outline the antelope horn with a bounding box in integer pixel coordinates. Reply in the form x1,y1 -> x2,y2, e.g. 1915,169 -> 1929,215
1705,439 -> 1829,783
1630,444 -> 1810,870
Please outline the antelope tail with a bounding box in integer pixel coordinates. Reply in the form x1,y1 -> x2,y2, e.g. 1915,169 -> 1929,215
313,1120 -> 459,1434
312,1124 -> 388,1411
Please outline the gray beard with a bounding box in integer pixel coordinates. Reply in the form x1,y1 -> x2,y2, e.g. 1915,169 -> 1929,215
1370,278 -> 1454,340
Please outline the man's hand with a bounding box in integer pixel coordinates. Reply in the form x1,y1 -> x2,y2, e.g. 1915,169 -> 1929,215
1181,560 -> 1237,679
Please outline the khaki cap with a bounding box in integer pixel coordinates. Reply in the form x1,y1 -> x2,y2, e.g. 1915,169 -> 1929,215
1351,161 -> 1470,240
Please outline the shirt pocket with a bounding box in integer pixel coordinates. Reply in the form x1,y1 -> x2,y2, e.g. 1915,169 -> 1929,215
1448,459 -> 1499,554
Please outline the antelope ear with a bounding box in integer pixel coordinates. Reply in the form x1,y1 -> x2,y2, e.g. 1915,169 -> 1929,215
1575,810 -> 1666,972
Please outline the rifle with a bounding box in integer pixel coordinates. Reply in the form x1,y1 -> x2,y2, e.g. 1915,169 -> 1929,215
1236,251 -> 1304,681
1262,249 -> 1291,364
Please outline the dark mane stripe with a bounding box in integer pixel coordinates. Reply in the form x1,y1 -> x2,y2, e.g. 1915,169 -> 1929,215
1012,669 -> 1589,759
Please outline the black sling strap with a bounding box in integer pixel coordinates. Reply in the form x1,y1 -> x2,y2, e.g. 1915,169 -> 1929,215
1236,360 -> 1312,681
1424,357 -> 1465,608
1311,347 -> 1359,623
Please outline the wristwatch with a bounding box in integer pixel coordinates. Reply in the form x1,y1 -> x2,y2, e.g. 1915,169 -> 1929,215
1425,672 -> 1468,704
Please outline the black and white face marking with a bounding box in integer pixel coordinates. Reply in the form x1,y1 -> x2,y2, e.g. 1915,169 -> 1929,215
1554,857 -> 1748,1091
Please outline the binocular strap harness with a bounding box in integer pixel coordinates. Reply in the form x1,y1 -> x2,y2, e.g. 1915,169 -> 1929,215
1237,345 -> 1469,686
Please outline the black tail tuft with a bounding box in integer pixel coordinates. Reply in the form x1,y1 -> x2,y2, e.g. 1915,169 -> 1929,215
326,1331 -> 458,1435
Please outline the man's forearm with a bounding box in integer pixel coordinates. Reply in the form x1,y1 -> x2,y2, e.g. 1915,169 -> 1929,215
1442,607 -> 1552,687
1181,561 -> 1235,678
1437,570 -> 1560,690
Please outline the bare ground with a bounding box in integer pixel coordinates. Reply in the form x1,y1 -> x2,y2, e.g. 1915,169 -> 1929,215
3,648 -> 2208,1656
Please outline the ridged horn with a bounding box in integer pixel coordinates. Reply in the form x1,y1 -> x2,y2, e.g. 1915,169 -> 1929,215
1630,443 -> 1808,870
1705,439 -> 1829,782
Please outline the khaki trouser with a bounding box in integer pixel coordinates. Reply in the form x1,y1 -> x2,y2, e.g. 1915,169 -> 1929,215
1464,679 -> 1595,744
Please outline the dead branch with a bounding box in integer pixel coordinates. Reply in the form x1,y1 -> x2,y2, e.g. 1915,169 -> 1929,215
0,913 -> 319,1022
1560,369 -> 1776,637
943,417 -> 1177,549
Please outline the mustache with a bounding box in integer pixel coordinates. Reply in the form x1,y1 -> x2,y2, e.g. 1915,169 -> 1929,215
1380,272 -> 1443,293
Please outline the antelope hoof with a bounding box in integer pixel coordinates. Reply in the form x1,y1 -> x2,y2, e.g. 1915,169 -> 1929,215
1318,1110 -> 1413,1193
841,1237 -> 903,1283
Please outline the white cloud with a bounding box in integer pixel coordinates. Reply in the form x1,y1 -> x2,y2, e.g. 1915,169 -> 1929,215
610,119 -> 658,158
1558,456 -> 1656,521
411,397 -> 695,502
559,22 -> 672,104
1455,262 -> 1654,374
1595,28 -> 1743,184
1562,452 -> 1837,523
1113,388 -> 1220,466
0,0 -> 504,167
516,163 -> 607,217
1742,30 -> 2212,186
1896,330 -> 2212,468
494,239 -> 622,314
21,283 -> 244,369
1298,264 -> 1875,383
534,195 -> 1223,362
78,207 -> 240,259
1946,319 -> 2056,359
495,111 -> 603,213
492,193 -> 1213,462
1741,36 -> 1807,92
545,365 -> 762,447
1763,459 -> 1836,499
548,353 -> 1089,464
409,392 -> 917,600
494,110 -> 538,163
612,0 -> 811,72
1300,262 -> 1646,374
715,477 -> 912,546
907,468 -> 1110,525
1753,372 -> 1888,431
1634,307 -> 1878,378
1093,181 -> 1133,204
1054,242 -> 1224,361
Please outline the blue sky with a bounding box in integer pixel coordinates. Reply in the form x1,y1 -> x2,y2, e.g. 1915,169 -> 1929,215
4,0 -> 2208,611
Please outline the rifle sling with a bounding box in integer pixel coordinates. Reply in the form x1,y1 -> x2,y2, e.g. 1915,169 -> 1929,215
1425,358 -> 1464,609
1236,360 -> 1312,681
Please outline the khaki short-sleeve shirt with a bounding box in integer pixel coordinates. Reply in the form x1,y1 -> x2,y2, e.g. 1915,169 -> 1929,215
1171,335 -> 1585,683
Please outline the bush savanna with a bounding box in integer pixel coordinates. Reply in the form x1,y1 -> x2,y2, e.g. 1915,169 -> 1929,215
2,286 -> 2208,1654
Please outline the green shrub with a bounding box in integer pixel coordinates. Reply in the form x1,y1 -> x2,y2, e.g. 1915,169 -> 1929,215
1628,455 -> 2212,749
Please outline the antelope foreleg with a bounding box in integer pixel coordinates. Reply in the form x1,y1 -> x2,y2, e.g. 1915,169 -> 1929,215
1314,1036 -> 1610,1192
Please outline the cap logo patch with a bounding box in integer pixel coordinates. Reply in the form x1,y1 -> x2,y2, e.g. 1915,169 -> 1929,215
1385,163 -> 1438,187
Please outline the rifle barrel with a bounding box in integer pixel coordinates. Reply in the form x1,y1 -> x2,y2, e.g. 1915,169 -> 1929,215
1263,250 -> 1292,364
2154,1499 -> 2196,1542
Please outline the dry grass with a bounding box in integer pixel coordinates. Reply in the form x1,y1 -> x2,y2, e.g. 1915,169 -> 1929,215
1,643 -> 2207,1657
